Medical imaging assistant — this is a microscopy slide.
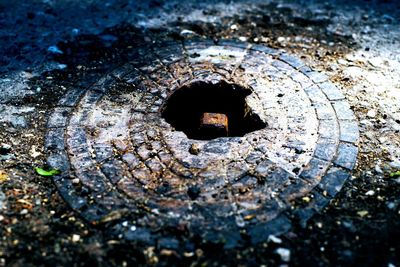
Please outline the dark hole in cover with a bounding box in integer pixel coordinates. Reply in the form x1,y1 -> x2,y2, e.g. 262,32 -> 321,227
161,81 -> 266,140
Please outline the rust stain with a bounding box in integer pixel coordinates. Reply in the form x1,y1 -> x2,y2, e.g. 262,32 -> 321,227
199,112 -> 228,138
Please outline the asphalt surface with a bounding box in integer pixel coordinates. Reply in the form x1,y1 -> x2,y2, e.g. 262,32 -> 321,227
0,0 -> 400,266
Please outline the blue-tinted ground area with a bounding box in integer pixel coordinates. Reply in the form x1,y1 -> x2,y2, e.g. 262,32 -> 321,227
0,0 -> 400,266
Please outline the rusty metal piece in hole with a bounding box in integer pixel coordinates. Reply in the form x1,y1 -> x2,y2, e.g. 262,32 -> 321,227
199,112 -> 228,139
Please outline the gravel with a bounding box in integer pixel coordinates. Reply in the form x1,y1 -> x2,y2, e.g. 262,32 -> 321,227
0,0 -> 399,266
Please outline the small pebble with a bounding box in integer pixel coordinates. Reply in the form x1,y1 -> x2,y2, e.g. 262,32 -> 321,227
367,109 -> 376,118
189,144 -> 200,155
277,36 -> 286,43
184,252 -> 194,257
47,46 -> 63,54
365,190 -> 375,196
180,29 -> 196,36
268,235 -> 282,244
72,234 -> 80,242
20,209 -> 28,215
357,210 -> 369,217
275,248 -> 290,262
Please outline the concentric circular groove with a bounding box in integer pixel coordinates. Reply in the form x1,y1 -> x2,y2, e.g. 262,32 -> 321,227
45,39 -> 359,244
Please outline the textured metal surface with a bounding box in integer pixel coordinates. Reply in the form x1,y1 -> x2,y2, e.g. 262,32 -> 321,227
45,39 -> 359,245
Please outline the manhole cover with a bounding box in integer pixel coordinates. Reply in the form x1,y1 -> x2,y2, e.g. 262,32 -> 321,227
45,39 -> 359,245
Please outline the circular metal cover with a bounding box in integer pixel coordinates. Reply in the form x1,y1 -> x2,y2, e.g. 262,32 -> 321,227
45,39 -> 359,245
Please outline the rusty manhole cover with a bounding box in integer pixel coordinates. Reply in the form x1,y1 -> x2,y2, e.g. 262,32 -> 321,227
45,39 -> 359,246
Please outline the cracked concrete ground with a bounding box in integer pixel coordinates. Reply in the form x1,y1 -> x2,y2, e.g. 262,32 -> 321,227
0,0 -> 399,266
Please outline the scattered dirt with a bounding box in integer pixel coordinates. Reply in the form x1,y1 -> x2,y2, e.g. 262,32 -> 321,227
1,0 -> 399,266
